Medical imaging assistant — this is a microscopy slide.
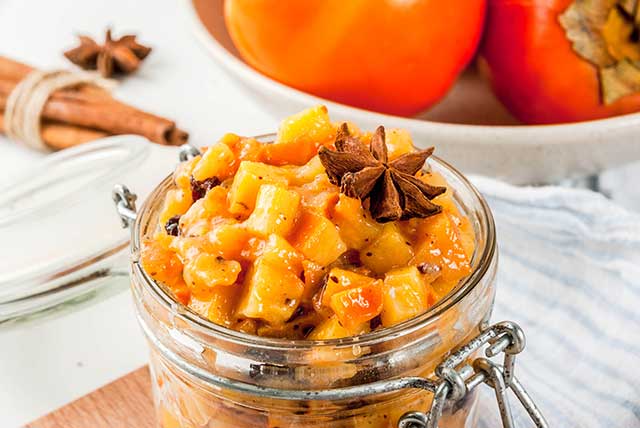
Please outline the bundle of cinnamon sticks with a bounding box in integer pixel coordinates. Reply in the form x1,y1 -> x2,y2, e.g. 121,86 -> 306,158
0,56 -> 187,150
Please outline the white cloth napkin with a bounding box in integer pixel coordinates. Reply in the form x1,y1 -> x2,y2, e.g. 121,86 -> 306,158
471,176 -> 640,428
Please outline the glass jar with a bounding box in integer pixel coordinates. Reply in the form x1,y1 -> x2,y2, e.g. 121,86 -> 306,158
0,136 -> 177,329
126,151 -> 497,428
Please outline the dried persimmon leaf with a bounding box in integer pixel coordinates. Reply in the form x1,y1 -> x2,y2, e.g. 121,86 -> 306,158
600,58 -> 640,103
602,6 -> 640,61
559,0 -> 640,104
559,0 -> 617,67
618,0 -> 638,15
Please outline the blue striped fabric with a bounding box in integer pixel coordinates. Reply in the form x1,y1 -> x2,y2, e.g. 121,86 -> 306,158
471,177 -> 640,428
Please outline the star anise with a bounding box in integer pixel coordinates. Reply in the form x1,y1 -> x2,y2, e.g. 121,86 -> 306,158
64,29 -> 152,78
318,124 -> 446,223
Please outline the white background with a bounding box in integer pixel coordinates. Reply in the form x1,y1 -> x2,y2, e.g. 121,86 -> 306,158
2,0 -> 640,426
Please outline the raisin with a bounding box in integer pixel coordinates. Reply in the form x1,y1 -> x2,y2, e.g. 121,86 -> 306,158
369,315 -> 382,330
302,325 -> 315,337
287,305 -> 308,322
190,176 -> 220,201
341,249 -> 362,267
164,215 -> 181,236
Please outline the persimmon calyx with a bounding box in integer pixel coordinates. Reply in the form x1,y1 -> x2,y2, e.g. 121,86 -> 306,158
560,0 -> 640,103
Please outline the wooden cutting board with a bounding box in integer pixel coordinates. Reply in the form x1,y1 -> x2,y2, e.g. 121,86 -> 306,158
26,367 -> 154,428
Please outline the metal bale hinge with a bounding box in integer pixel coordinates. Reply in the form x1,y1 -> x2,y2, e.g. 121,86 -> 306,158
178,143 -> 202,162
113,144 -> 201,228
398,321 -> 548,428
112,183 -> 137,228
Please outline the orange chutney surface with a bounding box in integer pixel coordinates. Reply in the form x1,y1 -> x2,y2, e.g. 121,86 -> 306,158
141,106 -> 474,340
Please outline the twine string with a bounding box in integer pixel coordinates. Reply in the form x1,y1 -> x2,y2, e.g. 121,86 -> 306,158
4,70 -> 115,151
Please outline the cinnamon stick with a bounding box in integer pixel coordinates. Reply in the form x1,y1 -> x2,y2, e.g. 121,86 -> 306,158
0,57 -> 32,82
0,56 -> 188,147
0,112 -> 108,150
0,56 -> 113,101
0,81 -> 187,145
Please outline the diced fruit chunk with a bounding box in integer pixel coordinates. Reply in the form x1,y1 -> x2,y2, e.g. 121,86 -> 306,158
173,155 -> 201,190
244,185 -> 301,237
298,175 -> 340,217
385,128 -> 414,160
228,161 -> 289,217
236,258 -> 305,325
458,217 -> 475,260
201,186 -> 230,217
207,285 -> 241,327
183,254 -> 242,298
447,208 -> 475,259
381,266 -> 436,327
140,239 -> 185,291
360,223 -> 414,274
159,188 -> 192,226
301,260 -> 327,302
413,212 -> 472,299
171,236 -> 213,262
267,105 -> 335,165
308,315 -> 369,340
289,211 -> 347,266
223,135 -> 265,164
206,222 -> 251,260
315,268 -> 379,309
330,283 -> 383,330
331,194 -> 382,249
190,284 -> 240,327
192,142 -> 237,181
420,172 -> 475,258
291,155 -> 325,184
259,234 -> 305,276
178,199 -> 211,236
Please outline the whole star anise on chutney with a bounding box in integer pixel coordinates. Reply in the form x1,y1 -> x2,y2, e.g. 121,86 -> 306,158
64,29 -> 152,78
318,124 -> 446,223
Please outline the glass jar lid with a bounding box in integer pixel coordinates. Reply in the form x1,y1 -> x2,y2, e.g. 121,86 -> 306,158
0,136 -> 178,327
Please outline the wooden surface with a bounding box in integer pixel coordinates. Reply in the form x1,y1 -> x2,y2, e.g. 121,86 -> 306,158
26,367 -> 154,428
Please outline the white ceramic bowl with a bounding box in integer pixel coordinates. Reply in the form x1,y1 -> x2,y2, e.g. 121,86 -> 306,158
184,0 -> 640,184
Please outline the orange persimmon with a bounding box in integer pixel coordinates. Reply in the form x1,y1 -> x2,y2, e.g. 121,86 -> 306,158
224,0 -> 486,116
480,0 -> 640,124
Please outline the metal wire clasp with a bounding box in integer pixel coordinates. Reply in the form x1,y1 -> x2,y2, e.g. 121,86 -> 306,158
398,321 -> 548,428
112,184 -> 137,228
112,144 -> 201,229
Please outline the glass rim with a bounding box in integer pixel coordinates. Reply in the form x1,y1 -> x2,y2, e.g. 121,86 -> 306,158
132,146 -> 497,351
